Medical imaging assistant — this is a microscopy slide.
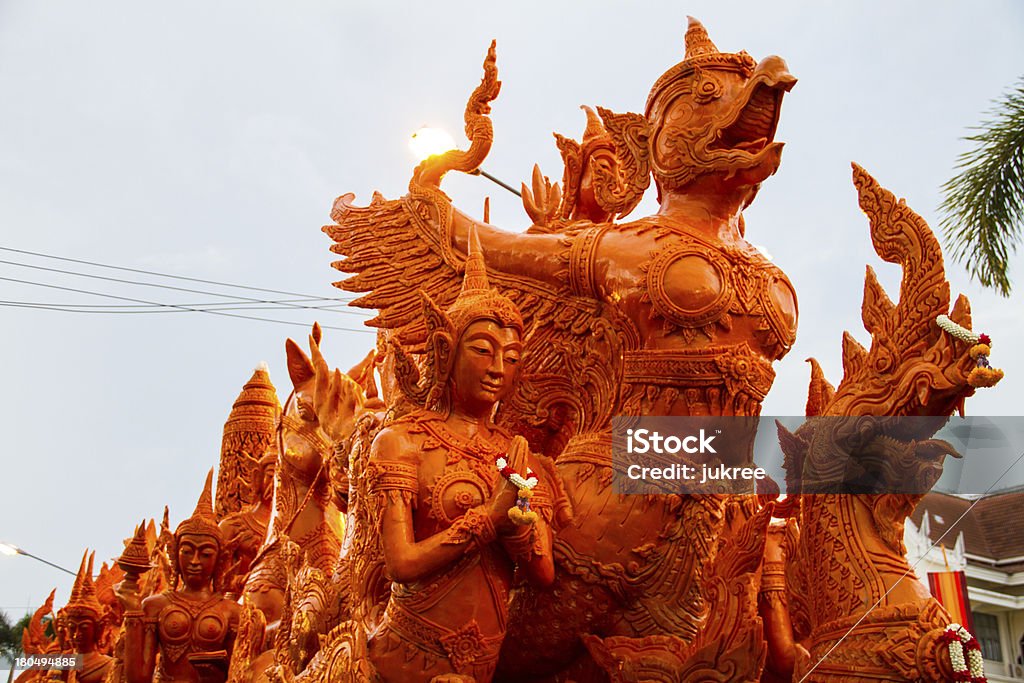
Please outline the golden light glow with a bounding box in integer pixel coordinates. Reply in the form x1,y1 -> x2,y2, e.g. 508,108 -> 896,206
409,126 -> 457,161
0,542 -> 20,556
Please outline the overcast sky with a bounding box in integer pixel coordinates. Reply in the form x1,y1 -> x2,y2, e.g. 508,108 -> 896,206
1,1 -> 1022,632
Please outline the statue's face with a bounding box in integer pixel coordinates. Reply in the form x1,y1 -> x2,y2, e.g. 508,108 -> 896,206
451,319 -> 522,413
66,616 -> 97,653
650,55 -> 795,193
177,534 -> 219,589
579,146 -> 619,222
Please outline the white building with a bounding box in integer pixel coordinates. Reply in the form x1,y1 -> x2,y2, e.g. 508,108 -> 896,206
908,488 -> 1024,682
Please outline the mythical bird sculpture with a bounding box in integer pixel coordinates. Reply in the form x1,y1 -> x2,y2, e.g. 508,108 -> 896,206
325,17 -> 798,679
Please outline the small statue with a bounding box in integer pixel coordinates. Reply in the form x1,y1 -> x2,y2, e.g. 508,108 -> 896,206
219,447 -> 276,591
240,324 -> 344,639
48,552 -> 113,683
216,365 -> 281,521
117,470 -> 240,683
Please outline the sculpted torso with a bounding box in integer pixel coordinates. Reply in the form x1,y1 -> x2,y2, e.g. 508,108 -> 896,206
362,314 -> 556,683
599,222 -> 797,355
367,416 -> 516,681
141,589 -> 239,682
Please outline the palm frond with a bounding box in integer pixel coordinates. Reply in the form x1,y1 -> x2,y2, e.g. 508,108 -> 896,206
940,78 -> 1024,296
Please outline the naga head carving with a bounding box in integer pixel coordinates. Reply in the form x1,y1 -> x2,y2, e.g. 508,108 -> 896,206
645,17 -> 796,196
823,165 -> 1004,420
780,165 -> 1004,499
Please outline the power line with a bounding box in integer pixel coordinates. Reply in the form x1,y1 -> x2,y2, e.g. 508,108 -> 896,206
0,246 -> 350,301
0,298 -> 349,310
0,302 -> 352,314
0,258 -> 369,317
0,276 -> 375,333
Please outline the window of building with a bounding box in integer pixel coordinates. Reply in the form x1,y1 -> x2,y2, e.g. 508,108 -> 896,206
972,611 -> 1002,662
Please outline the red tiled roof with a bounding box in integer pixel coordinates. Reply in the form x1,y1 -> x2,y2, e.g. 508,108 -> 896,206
911,489 -> 1024,570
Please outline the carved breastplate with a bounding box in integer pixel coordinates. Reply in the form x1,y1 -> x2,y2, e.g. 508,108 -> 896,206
158,592 -> 229,663
414,416 -> 504,525
641,228 -> 797,357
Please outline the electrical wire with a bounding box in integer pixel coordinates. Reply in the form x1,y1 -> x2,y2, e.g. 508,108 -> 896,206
0,302 -> 352,314
0,298 -> 349,311
0,258 -> 369,317
0,245 -> 351,301
0,275 -> 375,332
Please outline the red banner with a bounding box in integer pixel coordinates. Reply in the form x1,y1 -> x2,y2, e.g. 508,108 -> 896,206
928,570 -> 975,633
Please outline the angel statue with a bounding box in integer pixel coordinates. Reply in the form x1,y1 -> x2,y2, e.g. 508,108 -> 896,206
325,17 -> 797,678
287,228 -> 560,683
116,470 -> 240,683
366,228 -> 562,682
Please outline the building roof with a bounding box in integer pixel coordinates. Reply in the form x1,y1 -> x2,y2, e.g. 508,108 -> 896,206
911,487 -> 1024,573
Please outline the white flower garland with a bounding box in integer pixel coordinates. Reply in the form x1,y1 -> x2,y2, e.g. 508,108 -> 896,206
495,456 -> 538,490
936,315 -> 981,344
942,623 -> 987,682
495,455 -> 540,526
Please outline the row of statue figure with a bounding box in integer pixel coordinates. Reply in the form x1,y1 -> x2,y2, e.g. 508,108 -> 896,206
17,16 -> 1005,683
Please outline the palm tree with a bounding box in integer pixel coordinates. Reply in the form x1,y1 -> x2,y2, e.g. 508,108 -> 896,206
940,78 -> 1024,296
0,611 -> 29,679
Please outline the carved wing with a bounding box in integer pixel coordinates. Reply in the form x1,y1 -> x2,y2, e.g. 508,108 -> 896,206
325,187 -> 626,456
323,44 -> 632,457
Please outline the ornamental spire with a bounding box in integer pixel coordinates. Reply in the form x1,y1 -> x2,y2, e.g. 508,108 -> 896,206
684,16 -> 719,60
459,226 -> 490,296
581,106 -> 606,146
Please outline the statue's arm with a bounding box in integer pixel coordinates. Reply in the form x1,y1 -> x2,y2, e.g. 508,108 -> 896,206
759,522 -> 797,679
123,598 -> 160,683
371,429 -> 518,585
501,518 -> 555,587
450,209 -> 570,289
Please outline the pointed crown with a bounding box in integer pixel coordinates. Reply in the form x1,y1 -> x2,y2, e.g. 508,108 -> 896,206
117,520 -> 152,573
645,16 -> 757,118
579,106 -> 615,160
222,365 -> 280,445
442,227 -> 524,337
174,469 -> 223,543
63,551 -> 103,620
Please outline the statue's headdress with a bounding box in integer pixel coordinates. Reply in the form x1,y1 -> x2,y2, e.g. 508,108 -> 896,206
61,550 -> 103,621
554,106 -> 619,221
399,228 -> 524,412
645,17 -> 756,120
578,106 -> 615,162
217,363 -> 280,518
434,227 -> 523,336
174,469 -> 222,543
